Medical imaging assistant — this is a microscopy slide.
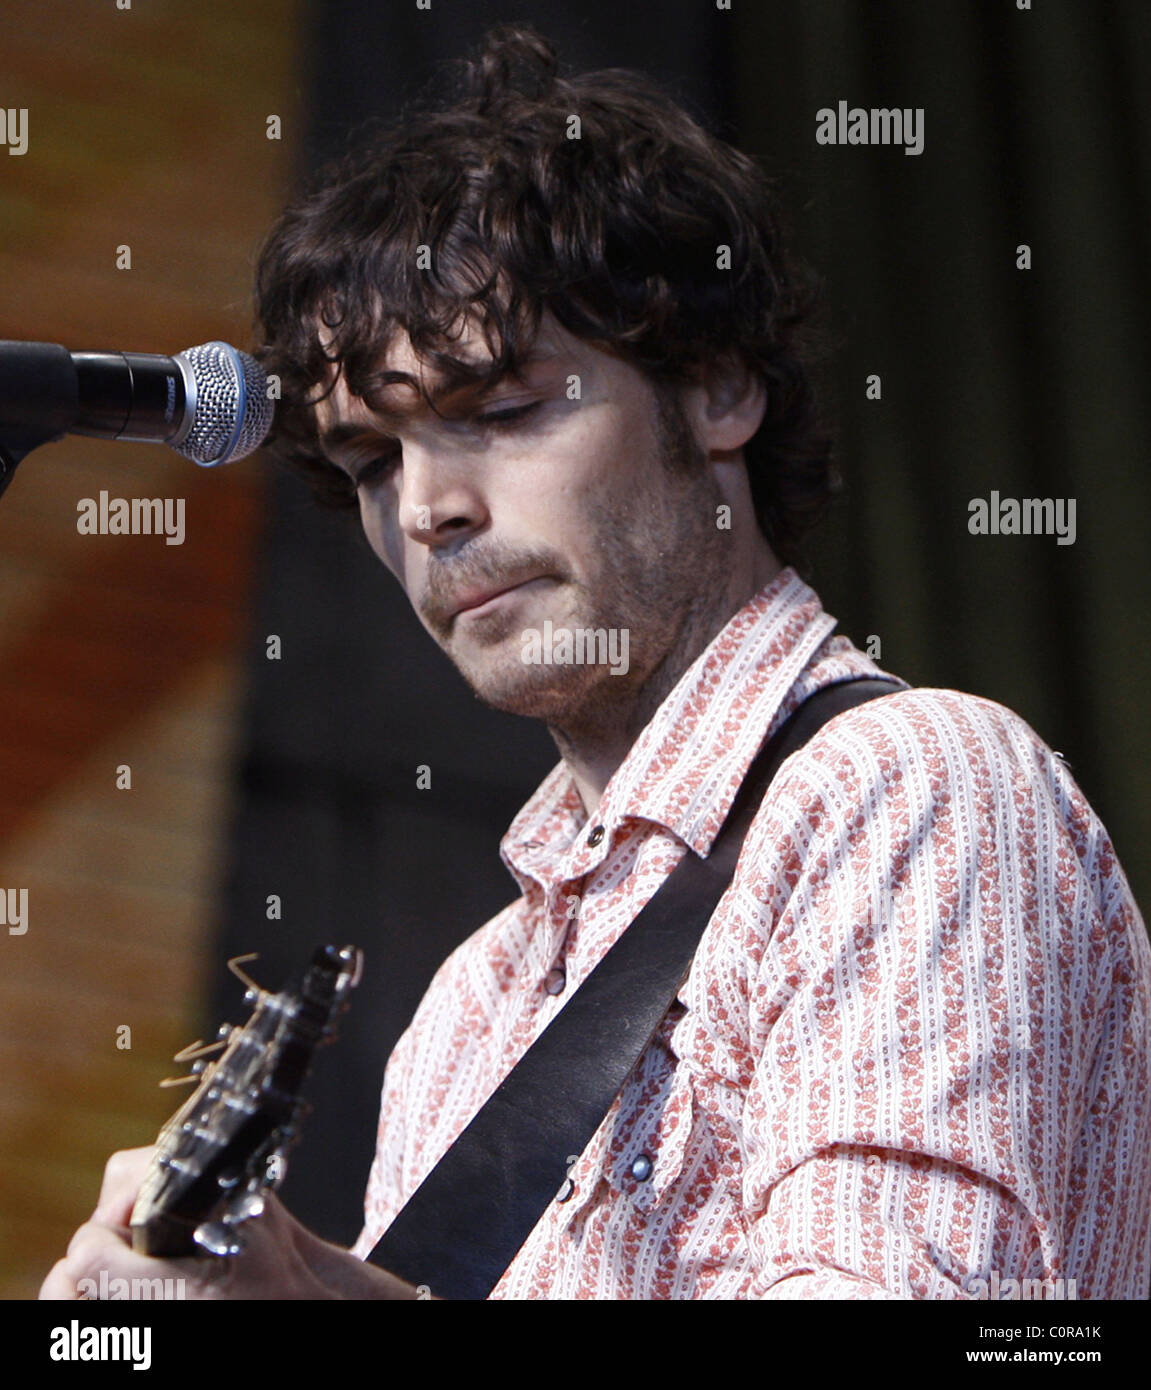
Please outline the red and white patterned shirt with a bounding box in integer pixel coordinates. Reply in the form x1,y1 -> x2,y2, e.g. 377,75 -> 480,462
353,567 -> 1151,1299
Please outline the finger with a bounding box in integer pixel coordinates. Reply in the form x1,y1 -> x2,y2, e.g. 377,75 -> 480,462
92,1146 -> 157,1225
39,1258 -> 83,1301
57,1222 -> 198,1300
67,1218 -> 128,1262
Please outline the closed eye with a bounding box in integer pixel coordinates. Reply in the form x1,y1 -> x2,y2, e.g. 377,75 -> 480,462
475,402 -> 540,427
351,402 -> 542,490
353,451 -> 399,489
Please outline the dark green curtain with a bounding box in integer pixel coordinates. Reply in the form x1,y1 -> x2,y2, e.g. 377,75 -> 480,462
733,0 -> 1150,914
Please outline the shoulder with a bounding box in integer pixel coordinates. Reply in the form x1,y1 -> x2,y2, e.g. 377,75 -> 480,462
802,682 -> 1049,759
770,685 -> 1066,813
738,684 -> 1132,914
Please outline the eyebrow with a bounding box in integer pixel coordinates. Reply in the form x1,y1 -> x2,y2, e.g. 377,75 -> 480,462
318,348 -> 560,463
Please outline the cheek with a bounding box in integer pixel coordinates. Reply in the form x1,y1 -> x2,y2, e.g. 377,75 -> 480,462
534,428 -> 648,567
546,422 -> 634,516
358,497 -> 406,581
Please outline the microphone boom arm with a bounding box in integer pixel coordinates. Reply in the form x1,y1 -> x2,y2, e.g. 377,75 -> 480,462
0,341 -> 77,499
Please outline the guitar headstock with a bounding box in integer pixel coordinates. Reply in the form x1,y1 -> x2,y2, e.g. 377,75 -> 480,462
129,943 -> 362,1259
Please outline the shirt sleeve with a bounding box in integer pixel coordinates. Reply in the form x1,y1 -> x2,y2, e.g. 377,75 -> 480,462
350,903 -> 528,1262
351,1017 -> 419,1260
737,689 -> 1151,1300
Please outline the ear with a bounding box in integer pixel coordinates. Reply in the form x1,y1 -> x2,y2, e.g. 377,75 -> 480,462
681,355 -> 767,456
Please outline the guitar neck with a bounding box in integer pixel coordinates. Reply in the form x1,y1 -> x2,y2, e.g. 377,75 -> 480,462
129,944 -> 361,1259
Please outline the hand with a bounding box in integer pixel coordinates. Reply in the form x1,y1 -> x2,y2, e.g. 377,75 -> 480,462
39,1146 -> 423,1300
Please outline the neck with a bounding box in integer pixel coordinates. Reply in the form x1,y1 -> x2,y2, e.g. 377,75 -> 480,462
553,541 -> 781,815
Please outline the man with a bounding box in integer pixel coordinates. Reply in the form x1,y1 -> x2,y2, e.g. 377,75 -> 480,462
42,24 -> 1151,1300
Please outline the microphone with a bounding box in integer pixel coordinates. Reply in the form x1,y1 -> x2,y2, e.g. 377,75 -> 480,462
0,340 -> 274,466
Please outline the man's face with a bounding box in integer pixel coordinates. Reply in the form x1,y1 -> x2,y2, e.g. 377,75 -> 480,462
313,313 -> 741,730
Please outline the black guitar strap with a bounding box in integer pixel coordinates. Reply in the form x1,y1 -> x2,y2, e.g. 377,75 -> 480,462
368,676 -> 903,1299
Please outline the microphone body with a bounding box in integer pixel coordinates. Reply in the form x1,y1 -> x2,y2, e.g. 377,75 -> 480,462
71,348 -> 194,445
0,340 -> 272,465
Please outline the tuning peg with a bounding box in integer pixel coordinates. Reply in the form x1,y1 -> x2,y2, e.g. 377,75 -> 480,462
229,1191 -> 266,1224
193,1221 -> 245,1258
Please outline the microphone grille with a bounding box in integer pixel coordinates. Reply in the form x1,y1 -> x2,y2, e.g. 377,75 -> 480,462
171,341 -> 274,465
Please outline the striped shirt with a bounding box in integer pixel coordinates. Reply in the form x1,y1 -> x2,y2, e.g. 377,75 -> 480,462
353,567 -> 1151,1299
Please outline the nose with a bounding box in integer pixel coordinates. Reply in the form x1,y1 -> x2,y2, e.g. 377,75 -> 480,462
396,438 -> 489,549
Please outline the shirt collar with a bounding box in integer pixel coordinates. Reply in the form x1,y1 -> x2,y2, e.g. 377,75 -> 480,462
501,566 -> 837,886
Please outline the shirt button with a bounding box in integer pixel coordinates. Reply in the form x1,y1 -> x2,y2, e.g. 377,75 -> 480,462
544,966 -> 566,996
556,1177 -> 575,1203
587,824 -> 605,847
630,1153 -> 654,1182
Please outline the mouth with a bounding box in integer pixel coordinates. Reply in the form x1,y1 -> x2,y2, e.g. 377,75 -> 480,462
451,575 -> 549,621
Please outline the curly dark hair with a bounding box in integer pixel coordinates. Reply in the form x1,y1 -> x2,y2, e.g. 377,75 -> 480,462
253,23 -> 833,568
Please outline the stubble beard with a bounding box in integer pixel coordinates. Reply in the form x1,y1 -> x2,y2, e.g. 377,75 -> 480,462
418,384 -> 738,739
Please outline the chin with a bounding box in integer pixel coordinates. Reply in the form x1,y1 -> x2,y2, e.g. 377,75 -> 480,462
455,651 -> 611,723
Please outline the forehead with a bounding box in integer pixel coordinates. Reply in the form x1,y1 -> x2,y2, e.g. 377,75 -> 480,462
310,311 -> 574,435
